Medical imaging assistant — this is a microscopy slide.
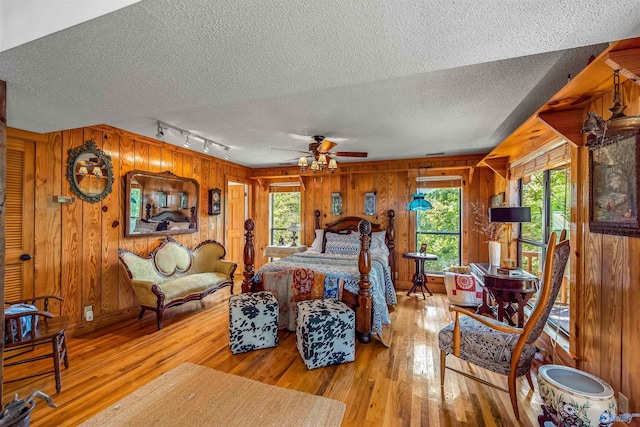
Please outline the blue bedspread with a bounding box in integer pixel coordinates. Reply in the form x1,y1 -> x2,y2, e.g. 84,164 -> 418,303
256,252 -> 396,336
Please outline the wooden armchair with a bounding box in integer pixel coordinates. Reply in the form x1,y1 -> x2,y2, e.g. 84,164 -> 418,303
4,296 -> 69,393
438,231 -> 570,420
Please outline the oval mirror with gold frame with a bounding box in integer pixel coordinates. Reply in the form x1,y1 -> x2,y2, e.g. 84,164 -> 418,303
66,140 -> 114,203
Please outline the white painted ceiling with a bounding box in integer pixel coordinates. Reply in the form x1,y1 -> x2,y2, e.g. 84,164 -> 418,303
2,1 -> 640,168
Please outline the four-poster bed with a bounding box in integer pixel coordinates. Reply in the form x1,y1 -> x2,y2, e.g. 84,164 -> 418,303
242,209 -> 396,343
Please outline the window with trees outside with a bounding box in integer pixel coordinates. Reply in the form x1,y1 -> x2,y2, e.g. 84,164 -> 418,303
270,192 -> 301,245
518,167 -> 570,334
415,187 -> 461,273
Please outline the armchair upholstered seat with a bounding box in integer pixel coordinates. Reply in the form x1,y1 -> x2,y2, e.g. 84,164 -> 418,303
439,230 -> 570,420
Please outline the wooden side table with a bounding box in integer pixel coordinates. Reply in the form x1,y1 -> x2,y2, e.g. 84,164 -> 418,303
263,245 -> 307,259
470,263 -> 539,327
402,252 -> 438,298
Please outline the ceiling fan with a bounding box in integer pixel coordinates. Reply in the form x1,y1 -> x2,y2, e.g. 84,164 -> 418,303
273,135 -> 367,173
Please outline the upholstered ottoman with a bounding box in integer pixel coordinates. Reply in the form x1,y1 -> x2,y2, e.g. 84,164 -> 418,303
228,291 -> 279,354
296,299 -> 355,369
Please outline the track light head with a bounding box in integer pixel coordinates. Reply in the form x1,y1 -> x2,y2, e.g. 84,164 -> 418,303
184,134 -> 191,148
224,147 -> 231,160
203,140 -> 210,153
156,122 -> 165,139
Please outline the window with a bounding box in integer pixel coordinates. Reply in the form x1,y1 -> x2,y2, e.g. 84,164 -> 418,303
269,192 -> 301,245
519,167 -> 571,333
415,187 -> 461,272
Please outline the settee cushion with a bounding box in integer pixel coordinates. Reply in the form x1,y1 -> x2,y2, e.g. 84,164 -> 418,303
154,242 -> 192,275
159,273 -> 231,301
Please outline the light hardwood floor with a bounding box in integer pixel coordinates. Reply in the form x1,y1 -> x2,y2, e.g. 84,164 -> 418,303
3,291 -> 544,426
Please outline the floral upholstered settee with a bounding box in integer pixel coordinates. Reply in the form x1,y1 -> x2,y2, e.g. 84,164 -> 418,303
119,237 -> 236,329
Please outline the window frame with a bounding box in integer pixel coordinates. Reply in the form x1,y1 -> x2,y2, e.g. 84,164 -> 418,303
518,166 -> 571,335
414,187 -> 462,273
269,191 -> 301,246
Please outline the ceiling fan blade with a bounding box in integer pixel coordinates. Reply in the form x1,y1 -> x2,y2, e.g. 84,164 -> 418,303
271,147 -> 310,155
319,140 -> 338,153
332,151 -> 368,158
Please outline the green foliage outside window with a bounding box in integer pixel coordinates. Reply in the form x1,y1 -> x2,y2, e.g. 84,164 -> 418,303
270,192 -> 301,245
519,167 -> 571,334
416,188 -> 461,272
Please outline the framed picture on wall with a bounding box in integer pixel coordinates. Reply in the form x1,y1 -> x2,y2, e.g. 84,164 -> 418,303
331,192 -> 342,215
157,191 -> 167,208
179,192 -> 188,209
588,128 -> 640,237
364,192 -> 376,215
490,192 -> 505,208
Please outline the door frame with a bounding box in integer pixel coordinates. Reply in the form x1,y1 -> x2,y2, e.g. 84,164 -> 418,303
224,175 -> 252,261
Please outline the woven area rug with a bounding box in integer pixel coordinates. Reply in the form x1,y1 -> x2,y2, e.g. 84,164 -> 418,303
80,363 -> 346,426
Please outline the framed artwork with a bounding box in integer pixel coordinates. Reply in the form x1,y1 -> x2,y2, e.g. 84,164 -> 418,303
364,192 -> 376,215
490,192 -> 505,208
157,191 -> 167,208
179,192 -> 188,209
331,192 -> 342,215
589,129 -> 640,237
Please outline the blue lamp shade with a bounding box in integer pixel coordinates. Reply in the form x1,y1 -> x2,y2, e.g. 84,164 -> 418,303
406,193 -> 433,211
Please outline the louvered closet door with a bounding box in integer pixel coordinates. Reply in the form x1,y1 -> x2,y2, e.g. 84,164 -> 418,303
5,138 -> 35,301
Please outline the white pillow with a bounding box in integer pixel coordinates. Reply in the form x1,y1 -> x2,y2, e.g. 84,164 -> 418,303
310,229 -> 324,252
167,221 -> 190,230
324,232 -> 360,255
370,231 -> 389,258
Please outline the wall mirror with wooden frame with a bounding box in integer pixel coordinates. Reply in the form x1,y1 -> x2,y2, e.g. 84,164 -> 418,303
66,140 -> 114,203
125,170 -> 199,237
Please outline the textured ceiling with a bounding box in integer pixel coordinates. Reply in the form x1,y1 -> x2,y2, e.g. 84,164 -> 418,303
2,0 -> 640,167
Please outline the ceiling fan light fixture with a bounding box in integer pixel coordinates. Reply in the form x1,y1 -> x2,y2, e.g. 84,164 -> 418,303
318,153 -> 327,165
298,156 -> 308,167
328,158 -> 338,170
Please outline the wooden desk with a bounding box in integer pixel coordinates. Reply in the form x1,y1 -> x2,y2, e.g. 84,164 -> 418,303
470,263 -> 538,327
402,252 -> 438,298
263,245 -> 307,258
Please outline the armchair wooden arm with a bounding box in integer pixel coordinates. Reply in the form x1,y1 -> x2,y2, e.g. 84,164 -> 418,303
449,305 -> 524,357
5,295 -> 64,313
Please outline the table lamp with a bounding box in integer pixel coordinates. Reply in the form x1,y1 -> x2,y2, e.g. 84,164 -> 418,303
287,223 -> 301,246
489,206 -> 531,268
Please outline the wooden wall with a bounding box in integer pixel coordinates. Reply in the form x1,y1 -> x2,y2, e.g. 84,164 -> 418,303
15,125 -> 251,334
577,79 -> 640,407
251,155 -> 498,290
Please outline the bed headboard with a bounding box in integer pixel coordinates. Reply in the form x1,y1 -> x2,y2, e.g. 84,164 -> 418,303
313,209 -> 396,285
149,210 -> 190,223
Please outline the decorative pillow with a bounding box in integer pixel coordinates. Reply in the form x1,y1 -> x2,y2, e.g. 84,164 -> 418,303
167,221 -> 191,230
4,304 -> 38,343
324,232 -> 360,255
310,229 -> 324,252
370,231 -> 389,258
134,219 -> 158,233
447,265 -> 471,274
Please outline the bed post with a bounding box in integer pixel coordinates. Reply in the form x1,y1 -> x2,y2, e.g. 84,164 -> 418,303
314,210 -> 321,229
357,220 -> 372,344
386,209 -> 396,285
242,219 -> 255,293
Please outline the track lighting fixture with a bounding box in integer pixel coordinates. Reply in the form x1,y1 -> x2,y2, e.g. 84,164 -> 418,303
156,120 -> 231,159
156,123 -> 165,139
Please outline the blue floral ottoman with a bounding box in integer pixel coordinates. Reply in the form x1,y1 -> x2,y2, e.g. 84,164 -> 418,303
296,299 -> 355,369
228,291 -> 279,354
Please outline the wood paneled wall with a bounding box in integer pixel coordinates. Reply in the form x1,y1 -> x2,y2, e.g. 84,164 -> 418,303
18,125 -> 251,333
577,79 -> 640,407
251,156 -> 497,290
